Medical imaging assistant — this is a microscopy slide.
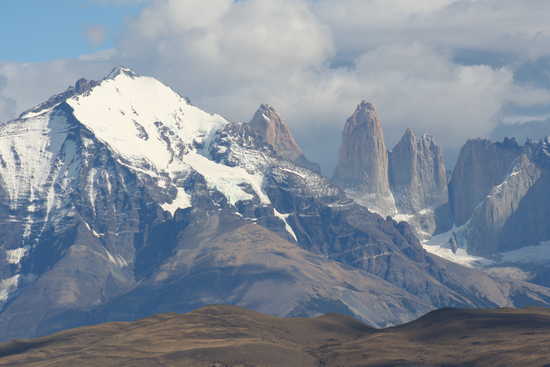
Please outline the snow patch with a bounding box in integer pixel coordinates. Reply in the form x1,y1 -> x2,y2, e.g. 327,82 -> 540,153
423,244 -> 491,268
105,249 -> 128,267
84,222 -> 104,238
274,209 -> 297,241
279,167 -> 307,179
0,275 -> 20,302
184,152 -> 270,206
5,248 -> 28,265
423,229 -> 492,268
161,188 -> 191,216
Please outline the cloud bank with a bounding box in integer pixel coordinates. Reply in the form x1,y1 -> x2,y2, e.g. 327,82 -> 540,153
2,0 -> 550,173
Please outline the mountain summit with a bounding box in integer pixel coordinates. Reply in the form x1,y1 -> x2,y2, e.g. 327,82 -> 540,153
248,104 -> 320,172
333,101 -> 396,215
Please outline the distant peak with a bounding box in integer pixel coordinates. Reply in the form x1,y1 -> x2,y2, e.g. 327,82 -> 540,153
251,104 -> 282,124
256,104 -> 278,118
248,104 -> 306,162
106,66 -> 138,80
403,128 -> 416,138
346,101 -> 380,129
357,100 -> 376,112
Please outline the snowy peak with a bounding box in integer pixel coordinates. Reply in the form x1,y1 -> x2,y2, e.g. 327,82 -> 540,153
1,68 -> 280,223
106,66 -> 138,79
67,68 -> 229,174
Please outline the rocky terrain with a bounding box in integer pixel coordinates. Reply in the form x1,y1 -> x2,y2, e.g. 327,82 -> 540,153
1,67 -> 550,342
2,305 -> 550,367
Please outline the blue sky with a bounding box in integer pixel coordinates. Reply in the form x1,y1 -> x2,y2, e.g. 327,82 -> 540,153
0,0 -> 145,62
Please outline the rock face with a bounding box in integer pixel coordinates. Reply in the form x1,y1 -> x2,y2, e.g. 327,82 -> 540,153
248,104 -> 320,172
332,101 -> 396,215
389,129 -> 451,236
449,138 -> 522,226
1,69 -> 550,341
458,154 -> 543,255
452,138 -> 550,256
389,129 -> 448,213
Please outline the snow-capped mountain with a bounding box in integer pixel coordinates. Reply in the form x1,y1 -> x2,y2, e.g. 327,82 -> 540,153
1,67 -> 550,341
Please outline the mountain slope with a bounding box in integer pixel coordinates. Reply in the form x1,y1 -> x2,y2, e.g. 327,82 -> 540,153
2,305 -> 550,367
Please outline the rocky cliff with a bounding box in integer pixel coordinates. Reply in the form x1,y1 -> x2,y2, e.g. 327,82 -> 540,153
388,129 -> 451,235
332,101 -> 396,215
389,129 -> 448,213
248,104 -> 320,172
449,138 -> 522,226
452,139 -> 550,256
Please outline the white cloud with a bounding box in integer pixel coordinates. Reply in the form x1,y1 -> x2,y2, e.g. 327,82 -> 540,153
0,59 -> 112,123
3,0 -> 550,172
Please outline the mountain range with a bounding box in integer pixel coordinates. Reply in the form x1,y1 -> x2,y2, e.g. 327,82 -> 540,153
0,67 -> 549,341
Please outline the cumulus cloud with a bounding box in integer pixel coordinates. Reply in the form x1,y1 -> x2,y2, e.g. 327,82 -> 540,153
4,0 -> 550,172
0,58 -> 113,123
